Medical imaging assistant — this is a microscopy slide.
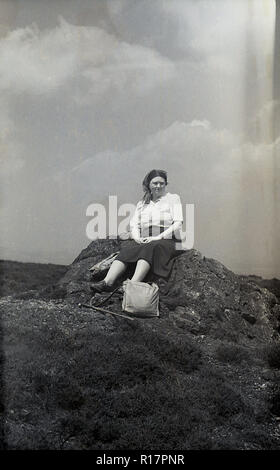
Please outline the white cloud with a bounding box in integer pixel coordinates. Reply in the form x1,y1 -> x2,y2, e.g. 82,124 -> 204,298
0,20 -> 77,94
67,118 -> 276,206
67,120 -> 277,256
0,17 -> 175,97
189,120 -> 211,130
0,16 -> 176,177
161,0 -> 275,76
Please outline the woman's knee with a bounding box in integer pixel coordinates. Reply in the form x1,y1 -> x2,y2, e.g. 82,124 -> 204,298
136,258 -> 151,267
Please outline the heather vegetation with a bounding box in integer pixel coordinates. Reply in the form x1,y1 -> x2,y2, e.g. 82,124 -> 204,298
0,260 -> 67,298
0,244 -> 280,450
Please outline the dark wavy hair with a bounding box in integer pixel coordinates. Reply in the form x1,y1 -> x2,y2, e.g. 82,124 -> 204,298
142,169 -> 168,204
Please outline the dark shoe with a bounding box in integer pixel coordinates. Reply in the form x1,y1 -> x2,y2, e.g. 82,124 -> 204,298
90,280 -> 114,293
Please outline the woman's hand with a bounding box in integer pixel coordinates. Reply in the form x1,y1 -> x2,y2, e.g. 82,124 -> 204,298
140,235 -> 162,243
133,237 -> 149,244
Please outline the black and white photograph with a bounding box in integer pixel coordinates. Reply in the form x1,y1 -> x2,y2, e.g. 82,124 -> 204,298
0,0 -> 280,453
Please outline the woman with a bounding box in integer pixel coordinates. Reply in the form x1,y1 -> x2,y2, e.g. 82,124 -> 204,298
91,169 -> 183,292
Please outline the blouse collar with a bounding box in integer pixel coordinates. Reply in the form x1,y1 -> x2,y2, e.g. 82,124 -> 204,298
150,192 -> 169,204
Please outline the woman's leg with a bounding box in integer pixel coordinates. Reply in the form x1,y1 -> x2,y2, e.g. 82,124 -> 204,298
103,260 -> 127,286
131,259 -> 151,282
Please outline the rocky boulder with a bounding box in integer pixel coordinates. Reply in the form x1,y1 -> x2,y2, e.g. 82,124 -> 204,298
57,238 -> 280,347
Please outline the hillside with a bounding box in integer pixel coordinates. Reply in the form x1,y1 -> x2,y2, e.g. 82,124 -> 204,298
0,260 -> 68,297
0,241 -> 280,450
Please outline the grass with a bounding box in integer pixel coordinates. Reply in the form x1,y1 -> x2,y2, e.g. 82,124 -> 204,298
215,342 -> 251,365
0,260 -> 67,297
0,258 -> 280,450
1,297 -> 279,450
264,343 -> 280,369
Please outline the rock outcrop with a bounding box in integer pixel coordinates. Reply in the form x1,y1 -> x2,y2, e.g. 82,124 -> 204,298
57,238 -> 280,347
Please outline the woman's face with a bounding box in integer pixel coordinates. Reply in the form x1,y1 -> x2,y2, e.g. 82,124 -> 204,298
149,176 -> 167,199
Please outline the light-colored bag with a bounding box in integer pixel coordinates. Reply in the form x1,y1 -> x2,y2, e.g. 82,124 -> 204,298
89,251 -> 120,276
122,280 -> 160,317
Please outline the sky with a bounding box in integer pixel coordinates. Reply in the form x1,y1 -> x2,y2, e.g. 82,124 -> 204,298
0,0 -> 279,278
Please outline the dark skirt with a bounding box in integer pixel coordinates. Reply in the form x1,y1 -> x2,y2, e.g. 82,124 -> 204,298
115,239 -> 177,278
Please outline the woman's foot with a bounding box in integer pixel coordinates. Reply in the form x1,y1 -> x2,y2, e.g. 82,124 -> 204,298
90,280 -> 114,293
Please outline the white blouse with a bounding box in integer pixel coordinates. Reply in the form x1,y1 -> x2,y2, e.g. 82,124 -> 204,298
130,192 -> 183,238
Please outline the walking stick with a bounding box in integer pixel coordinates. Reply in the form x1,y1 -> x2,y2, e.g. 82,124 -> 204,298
78,302 -> 135,321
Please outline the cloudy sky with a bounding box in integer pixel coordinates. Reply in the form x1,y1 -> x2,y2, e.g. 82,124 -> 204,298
0,0 -> 279,277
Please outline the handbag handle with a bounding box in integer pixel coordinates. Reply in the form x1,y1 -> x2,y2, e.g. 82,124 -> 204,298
89,285 -> 122,307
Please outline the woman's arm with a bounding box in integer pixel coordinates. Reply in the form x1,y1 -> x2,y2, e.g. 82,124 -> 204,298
130,225 -> 141,240
130,202 -> 147,244
131,228 -> 146,244
144,221 -> 183,242
159,221 -> 182,240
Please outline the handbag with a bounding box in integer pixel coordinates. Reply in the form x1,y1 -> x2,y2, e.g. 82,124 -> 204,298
122,279 -> 160,317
